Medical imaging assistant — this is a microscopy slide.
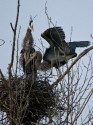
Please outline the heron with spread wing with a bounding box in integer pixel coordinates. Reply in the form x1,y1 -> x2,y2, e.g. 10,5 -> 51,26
29,27 -> 90,70
20,26 -> 90,73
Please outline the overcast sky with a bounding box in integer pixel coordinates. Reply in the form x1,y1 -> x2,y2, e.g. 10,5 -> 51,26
0,1 -> 93,124
0,0 -> 93,75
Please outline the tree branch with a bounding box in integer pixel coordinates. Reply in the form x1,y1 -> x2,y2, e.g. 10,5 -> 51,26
9,0 -> 20,79
0,39 -> 5,46
0,69 -> 6,82
0,69 -> 8,87
15,25 -> 21,75
51,45 -> 93,88
10,23 -> 14,32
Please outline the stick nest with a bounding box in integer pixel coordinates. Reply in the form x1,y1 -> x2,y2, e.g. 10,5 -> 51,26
0,74 -> 56,124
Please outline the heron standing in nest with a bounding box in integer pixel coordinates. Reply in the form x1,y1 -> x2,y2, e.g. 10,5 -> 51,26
28,27 -> 90,71
19,20 -> 36,75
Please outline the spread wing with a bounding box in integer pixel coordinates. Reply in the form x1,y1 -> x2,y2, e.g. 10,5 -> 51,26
41,27 -> 71,54
68,41 -> 90,52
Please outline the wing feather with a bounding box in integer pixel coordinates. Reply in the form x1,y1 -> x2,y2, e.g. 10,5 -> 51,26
41,27 -> 71,54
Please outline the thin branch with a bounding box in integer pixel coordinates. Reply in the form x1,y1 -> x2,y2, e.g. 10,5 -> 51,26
90,34 -> 93,39
15,25 -> 21,75
0,69 -> 6,82
8,0 -> 20,79
0,39 -> 5,46
70,26 -> 73,42
73,88 -> 93,124
45,1 -> 54,27
0,69 -> 8,87
51,45 -> 93,88
10,23 -> 14,32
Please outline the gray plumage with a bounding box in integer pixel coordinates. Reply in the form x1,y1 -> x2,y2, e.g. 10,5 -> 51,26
41,27 -> 71,54
20,26 -> 91,72
19,21 -> 35,74
41,27 -> 90,68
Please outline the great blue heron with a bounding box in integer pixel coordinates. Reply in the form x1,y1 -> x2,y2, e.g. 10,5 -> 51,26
27,27 -> 90,71
19,20 -> 36,74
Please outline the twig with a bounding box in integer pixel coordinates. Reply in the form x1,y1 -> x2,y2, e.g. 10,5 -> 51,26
5,10 -> 20,125
0,69 -> 9,87
45,1 -> 53,27
45,1 -> 57,27
90,34 -> 93,39
73,88 -> 93,124
0,69 -> 6,82
70,26 -> 73,42
0,39 -> 5,46
15,25 -> 21,75
51,45 -> 93,88
10,23 -> 14,32
8,0 -> 20,79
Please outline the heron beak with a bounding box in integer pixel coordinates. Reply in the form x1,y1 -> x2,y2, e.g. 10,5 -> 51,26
28,25 -> 34,32
25,52 -> 36,66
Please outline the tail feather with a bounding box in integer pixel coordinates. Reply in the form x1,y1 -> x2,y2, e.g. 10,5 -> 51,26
70,41 -> 90,47
68,41 -> 90,52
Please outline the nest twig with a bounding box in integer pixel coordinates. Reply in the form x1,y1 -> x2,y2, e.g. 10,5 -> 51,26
0,74 -> 55,125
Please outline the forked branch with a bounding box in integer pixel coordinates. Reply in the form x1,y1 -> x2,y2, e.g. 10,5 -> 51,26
8,0 -> 20,79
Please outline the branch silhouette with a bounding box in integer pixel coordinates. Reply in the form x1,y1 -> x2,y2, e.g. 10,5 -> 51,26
51,45 -> 93,88
0,39 -> 5,46
8,0 -> 20,79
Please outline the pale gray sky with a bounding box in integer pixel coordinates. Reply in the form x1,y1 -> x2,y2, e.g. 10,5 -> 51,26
0,1 -> 93,124
0,0 -> 93,74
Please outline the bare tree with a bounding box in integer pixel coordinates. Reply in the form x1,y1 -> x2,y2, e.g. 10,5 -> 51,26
0,1 -> 93,125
